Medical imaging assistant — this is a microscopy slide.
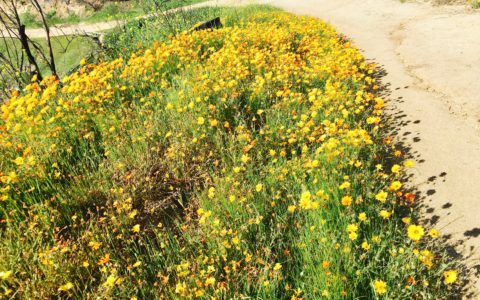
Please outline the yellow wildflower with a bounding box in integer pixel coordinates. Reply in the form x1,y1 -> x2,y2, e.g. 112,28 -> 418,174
361,241 -> 370,251
299,191 -> 312,209
133,261 -> 142,268
443,270 -> 457,285
407,224 -> 425,241
103,274 -> 118,288
58,282 -> 74,292
273,263 -> 282,271
349,232 -> 358,241
429,229 -> 439,238
358,212 -> 367,221
0,271 -> 13,280
419,250 -> 434,269
13,157 -> 24,166
287,205 -> 296,213
132,224 -> 141,233
208,187 -> 215,199
339,181 -> 350,190
341,195 -> 352,207
205,277 -> 216,287
404,160 -> 414,168
373,280 -> 387,295
379,210 -> 392,219
391,164 -> 400,173
389,181 -> 402,191
375,191 -> 388,202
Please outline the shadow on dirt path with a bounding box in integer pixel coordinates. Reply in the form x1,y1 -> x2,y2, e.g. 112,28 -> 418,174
373,62 -> 478,298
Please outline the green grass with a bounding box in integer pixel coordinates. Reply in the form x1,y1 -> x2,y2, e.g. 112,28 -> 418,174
84,2 -> 144,24
0,35 -> 97,97
103,4 -> 271,60
20,0 -> 207,28
50,36 -> 98,74
20,10 -> 81,28
46,10 -> 82,26
85,0 -> 208,23
0,35 -> 97,76
19,11 -> 42,28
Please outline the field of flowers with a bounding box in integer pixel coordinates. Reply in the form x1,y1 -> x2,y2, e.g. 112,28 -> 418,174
0,7 -> 457,299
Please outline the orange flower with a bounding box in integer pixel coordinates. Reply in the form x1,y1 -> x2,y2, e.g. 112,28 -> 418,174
341,195 -> 352,206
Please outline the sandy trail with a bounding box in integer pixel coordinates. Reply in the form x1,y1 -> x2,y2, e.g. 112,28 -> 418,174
0,2 -> 216,39
238,0 -> 480,294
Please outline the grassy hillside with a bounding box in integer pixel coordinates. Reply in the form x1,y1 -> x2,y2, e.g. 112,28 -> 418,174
0,36 -> 97,96
20,0 -> 207,28
0,5 -> 457,299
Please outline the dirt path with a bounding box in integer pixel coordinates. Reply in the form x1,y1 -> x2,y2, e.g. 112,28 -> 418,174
234,0 -> 480,294
0,2 -> 216,39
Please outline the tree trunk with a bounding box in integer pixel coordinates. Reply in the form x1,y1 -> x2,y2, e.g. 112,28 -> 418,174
18,25 -> 43,81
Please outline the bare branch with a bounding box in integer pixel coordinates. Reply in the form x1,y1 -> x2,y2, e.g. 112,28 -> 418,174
30,0 -> 57,78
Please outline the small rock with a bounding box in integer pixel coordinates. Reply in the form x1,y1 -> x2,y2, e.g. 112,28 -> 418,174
193,17 -> 222,31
